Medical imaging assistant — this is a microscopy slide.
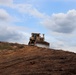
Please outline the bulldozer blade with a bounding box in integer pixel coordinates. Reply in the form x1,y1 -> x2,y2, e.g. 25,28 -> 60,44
35,43 -> 49,48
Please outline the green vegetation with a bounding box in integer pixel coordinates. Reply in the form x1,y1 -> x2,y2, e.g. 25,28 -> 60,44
0,42 -> 25,50
0,43 -> 12,50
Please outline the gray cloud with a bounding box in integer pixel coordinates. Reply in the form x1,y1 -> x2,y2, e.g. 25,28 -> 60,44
41,9 -> 76,34
0,0 -> 47,19
0,25 -> 28,44
0,9 -> 28,44
12,4 -> 46,19
0,0 -> 13,6
0,9 -> 11,21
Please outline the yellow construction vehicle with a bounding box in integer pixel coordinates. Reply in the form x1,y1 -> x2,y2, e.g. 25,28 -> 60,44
28,33 -> 50,48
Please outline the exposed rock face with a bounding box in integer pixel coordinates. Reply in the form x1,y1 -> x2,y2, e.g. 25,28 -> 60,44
0,42 -> 76,75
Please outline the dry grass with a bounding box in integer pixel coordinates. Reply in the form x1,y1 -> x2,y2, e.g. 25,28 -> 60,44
0,41 -> 25,50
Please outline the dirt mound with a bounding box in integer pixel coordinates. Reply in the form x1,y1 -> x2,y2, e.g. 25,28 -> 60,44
0,42 -> 76,75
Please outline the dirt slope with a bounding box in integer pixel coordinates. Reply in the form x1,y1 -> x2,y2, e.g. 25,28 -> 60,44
0,42 -> 76,75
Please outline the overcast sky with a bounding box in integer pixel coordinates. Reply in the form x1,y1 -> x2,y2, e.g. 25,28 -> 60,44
0,0 -> 76,53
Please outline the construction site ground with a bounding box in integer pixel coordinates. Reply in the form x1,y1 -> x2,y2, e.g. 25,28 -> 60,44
0,42 -> 76,75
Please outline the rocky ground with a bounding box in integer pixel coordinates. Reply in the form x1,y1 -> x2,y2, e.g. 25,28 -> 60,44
0,42 -> 76,75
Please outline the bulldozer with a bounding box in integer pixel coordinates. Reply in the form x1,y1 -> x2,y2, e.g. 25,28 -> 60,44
28,33 -> 50,48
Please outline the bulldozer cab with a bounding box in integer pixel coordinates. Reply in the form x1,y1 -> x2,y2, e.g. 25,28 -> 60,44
32,33 -> 40,40
28,33 -> 40,45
